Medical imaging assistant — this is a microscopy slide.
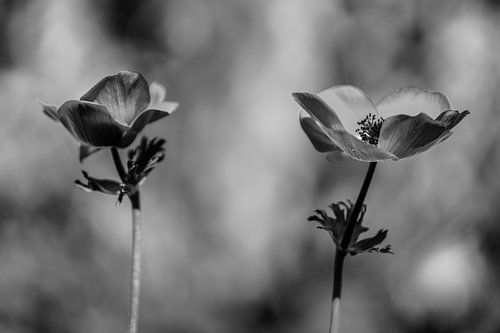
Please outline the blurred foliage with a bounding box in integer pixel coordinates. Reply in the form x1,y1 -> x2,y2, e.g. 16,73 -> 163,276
0,0 -> 499,332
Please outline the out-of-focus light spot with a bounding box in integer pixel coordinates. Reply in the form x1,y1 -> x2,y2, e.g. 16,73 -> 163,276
431,7 -> 494,104
397,241 -> 485,319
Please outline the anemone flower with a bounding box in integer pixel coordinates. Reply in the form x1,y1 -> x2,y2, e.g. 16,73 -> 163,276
42,70 -> 178,160
293,86 -> 468,162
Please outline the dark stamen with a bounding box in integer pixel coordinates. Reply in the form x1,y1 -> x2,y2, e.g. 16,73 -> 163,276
355,113 -> 384,145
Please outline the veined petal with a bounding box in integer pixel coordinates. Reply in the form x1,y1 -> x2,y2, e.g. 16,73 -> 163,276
436,110 -> 470,130
299,111 -> 340,153
58,100 -> 128,147
317,85 -> 379,135
378,112 -> 449,159
80,71 -> 150,125
293,92 -> 396,161
377,87 -> 451,119
293,92 -> 342,130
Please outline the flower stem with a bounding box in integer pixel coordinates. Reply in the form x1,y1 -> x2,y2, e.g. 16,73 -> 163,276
128,191 -> 142,333
329,249 -> 345,333
111,148 -> 127,182
329,162 -> 377,333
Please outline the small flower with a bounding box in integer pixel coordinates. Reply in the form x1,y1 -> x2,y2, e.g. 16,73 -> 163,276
293,86 -> 469,162
308,201 -> 392,255
41,70 -> 178,161
75,137 -> 166,204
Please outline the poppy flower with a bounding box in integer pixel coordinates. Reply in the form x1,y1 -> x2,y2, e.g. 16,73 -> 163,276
42,70 -> 178,160
293,86 -> 469,162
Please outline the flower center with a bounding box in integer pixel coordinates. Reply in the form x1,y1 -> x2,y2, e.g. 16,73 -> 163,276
355,113 -> 384,145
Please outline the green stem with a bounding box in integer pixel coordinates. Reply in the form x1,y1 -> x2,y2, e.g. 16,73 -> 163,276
329,162 -> 377,333
128,192 -> 142,333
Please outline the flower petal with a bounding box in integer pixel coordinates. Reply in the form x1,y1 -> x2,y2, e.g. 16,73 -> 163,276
435,110 -> 470,130
299,111 -> 340,153
58,100 -> 128,147
378,112 -> 449,159
317,85 -> 379,135
293,92 -> 342,130
120,109 -> 172,148
40,102 -> 60,121
80,71 -> 150,125
148,81 -> 179,115
377,87 -> 451,119
293,92 -> 396,162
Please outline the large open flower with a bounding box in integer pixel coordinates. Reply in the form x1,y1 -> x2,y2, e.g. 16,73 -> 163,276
42,71 -> 178,158
293,86 -> 469,162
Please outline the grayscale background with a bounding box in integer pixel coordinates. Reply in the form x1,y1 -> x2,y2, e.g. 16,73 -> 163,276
0,0 -> 496,332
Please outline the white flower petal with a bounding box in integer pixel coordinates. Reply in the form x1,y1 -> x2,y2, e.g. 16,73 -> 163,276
317,85 -> 378,135
377,87 -> 451,119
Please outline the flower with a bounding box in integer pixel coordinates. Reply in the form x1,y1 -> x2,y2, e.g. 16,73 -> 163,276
293,86 -> 469,162
308,201 -> 393,255
42,70 -> 178,160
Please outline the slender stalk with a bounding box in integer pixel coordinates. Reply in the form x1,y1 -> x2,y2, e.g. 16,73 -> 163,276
340,162 -> 377,250
329,162 -> 377,333
329,249 -> 346,333
128,191 -> 142,333
111,148 -> 127,182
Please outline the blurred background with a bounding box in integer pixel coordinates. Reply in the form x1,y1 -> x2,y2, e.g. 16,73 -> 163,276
0,0 -> 497,332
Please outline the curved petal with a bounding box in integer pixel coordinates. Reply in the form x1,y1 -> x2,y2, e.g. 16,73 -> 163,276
117,108 -> 174,148
40,102 -> 60,121
317,85 -> 379,135
293,92 -> 396,162
436,110 -> 470,130
80,71 -> 150,125
299,111 -> 340,153
378,112 -> 449,159
58,100 -> 128,147
118,131 -> 140,148
131,109 -> 171,133
377,87 -> 451,119
148,81 -> 179,115
293,92 -> 342,130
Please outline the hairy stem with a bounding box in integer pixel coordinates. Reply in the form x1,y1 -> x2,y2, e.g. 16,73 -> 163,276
329,162 -> 377,333
128,192 -> 142,333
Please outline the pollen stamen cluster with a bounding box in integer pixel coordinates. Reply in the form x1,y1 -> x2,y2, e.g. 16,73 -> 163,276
355,113 -> 384,145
